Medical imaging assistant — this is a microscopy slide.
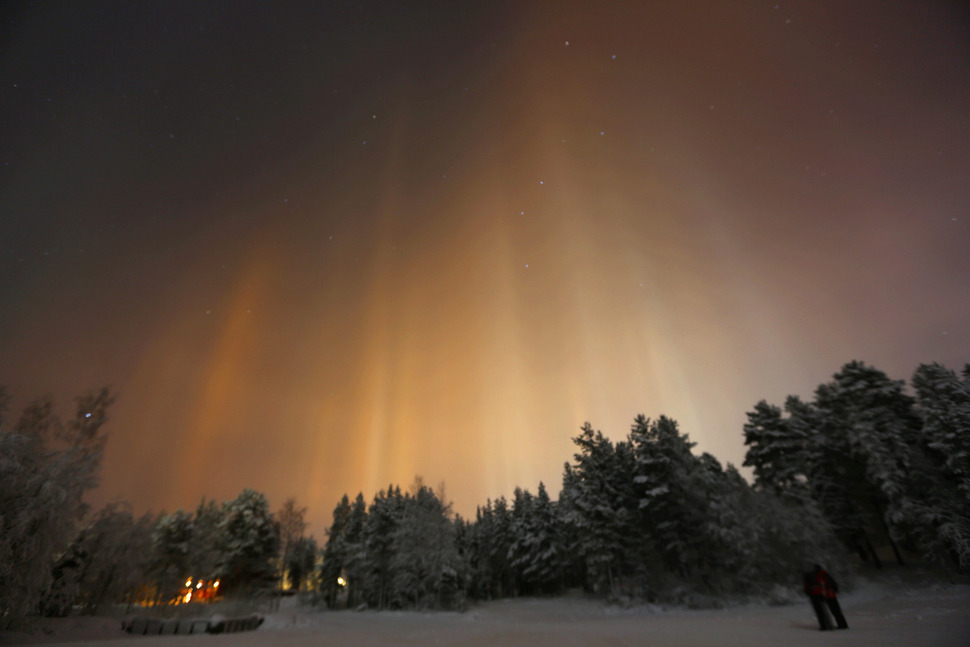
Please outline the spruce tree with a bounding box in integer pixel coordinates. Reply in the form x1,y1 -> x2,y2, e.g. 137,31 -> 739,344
630,415 -> 703,581
812,361 -> 919,565
342,494 -> 367,607
560,423 -> 635,595
743,399 -> 812,499
0,389 -> 113,627
363,486 -> 403,608
320,495 -> 351,607
216,489 -> 279,593
150,510 -> 194,602
911,363 -> 970,568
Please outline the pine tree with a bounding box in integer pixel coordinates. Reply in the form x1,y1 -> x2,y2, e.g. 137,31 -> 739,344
150,510 -> 194,602
275,497 -> 307,591
0,389 -> 113,627
464,503 -> 491,599
452,514 -> 473,599
911,362 -> 970,568
342,493 -> 367,608
216,489 -> 279,593
285,536 -> 318,593
389,481 -> 459,609
320,494 -> 351,608
743,399 -> 812,499
743,361 -> 927,566
559,422 -> 635,595
488,497 -> 515,597
58,503 -> 154,615
630,415 -> 705,582
508,483 -> 563,594
362,486 -> 403,609
811,361 -> 920,565
187,498 -> 224,584
913,363 -> 970,504
465,497 -> 513,599
507,487 -> 534,593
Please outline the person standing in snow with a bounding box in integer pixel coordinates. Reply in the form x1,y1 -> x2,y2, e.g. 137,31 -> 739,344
814,564 -> 848,629
803,569 -> 832,630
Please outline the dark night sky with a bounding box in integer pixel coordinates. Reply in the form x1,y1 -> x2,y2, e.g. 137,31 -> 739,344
2,1 -> 968,535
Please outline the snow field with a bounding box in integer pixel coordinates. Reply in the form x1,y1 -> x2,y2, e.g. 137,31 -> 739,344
5,578 -> 968,647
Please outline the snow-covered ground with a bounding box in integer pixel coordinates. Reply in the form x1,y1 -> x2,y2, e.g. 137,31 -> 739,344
4,576 -> 968,647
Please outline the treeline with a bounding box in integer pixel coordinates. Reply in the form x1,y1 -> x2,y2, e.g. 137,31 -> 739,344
319,419 -> 842,610
0,388 -> 316,629
1,360 -> 967,624
1,389 -> 114,627
318,360 -> 969,608
41,489 -> 315,617
743,361 -> 970,570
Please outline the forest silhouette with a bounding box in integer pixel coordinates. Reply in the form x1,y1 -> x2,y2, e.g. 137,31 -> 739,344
1,360 -> 967,626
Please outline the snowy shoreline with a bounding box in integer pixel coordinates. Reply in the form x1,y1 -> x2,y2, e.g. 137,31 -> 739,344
4,575 -> 968,647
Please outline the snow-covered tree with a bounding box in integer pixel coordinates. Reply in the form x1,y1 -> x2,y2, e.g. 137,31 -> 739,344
465,496 -> 514,599
390,481 -> 460,609
362,486 -> 403,609
717,472 -> 844,589
0,388 -> 112,628
508,483 -> 563,594
630,415 -> 707,581
274,497 -> 307,590
285,535 -> 318,593
150,510 -> 194,603
559,422 -> 636,595
186,498 -> 224,584
44,503 -> 154,616
216,489 -> 279,594
913,363 -> 970,495
742,362 -> 926,566
507,487 -> 534,593
743,398 -> 812,499
910,362 -> 970,568
811,361 -> 919,565
320,494 -> 354,608
342,493 -> 367,607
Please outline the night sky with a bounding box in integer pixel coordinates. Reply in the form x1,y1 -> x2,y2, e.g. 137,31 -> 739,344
2,1 -> 968,535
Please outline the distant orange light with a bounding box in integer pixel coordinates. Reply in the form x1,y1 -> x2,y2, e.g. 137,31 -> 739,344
185,578 -> 193,588
196,581 -> 203,589
184,591 -> 192,603
213,580 -> 220,588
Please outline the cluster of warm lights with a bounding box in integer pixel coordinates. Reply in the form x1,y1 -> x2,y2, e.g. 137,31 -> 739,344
178,577 -> 220,604
336,576 -> 347,587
